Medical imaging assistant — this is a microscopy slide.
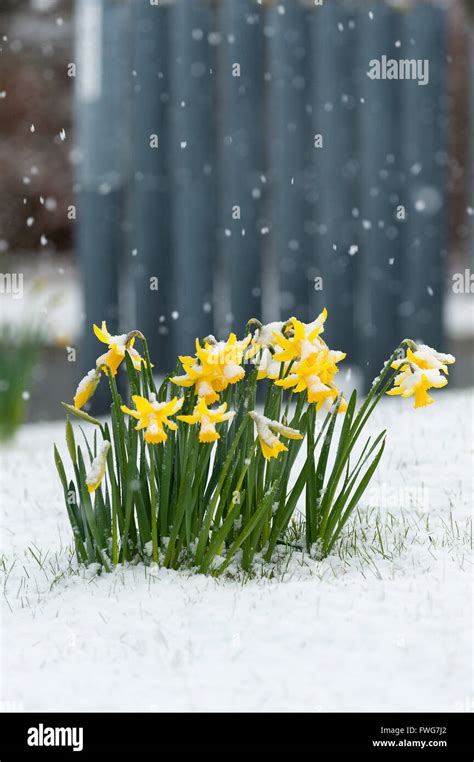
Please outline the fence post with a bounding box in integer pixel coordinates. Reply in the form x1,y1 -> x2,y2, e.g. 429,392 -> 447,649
309,0 -> 359,352
169,0 -> 216,355
217,0 -> 266,334
75,0 -> 132,411
399,4 -> 447,350
356,3 -> 405,384
131,1 -> 173,370
268,0 -> 312,323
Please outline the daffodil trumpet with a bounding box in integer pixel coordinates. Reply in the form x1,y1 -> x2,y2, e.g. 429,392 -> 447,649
57,317 -> 454,576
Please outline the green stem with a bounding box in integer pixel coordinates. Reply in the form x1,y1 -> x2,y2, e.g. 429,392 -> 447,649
318,342 -> 408,538
112,493 -> 118,566
194,415 -> 249,567
148,444 -> 158,563
140,336 -> 157,395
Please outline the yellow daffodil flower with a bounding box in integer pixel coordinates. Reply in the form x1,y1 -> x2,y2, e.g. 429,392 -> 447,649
249,321 -> 288,379
249,410 -> 304,460
387,342 -> 455,408
196,333 -> 250,383
178,398 -> 235,442
277,367 -> 338,409
171,333 -> 251,401
255,347 -> 287,381
393,345 -> 455,375
254,310 -> 346,408
121,394 -> 184,444
73,322 -> 148,410
275,348 -> 346,410
94,322 -> 145,375
272,310 -> 328,363
252,321 -> 285,348
171,359 -> 220,404
387,366 -> 448,408
85,440 -> 111,493
74,368 -> 101,410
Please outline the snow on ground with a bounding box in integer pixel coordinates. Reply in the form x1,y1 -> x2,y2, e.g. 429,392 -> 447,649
0,391 -> 472,712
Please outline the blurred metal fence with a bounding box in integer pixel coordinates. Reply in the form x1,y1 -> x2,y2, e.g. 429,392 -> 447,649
75,0 -> 448,401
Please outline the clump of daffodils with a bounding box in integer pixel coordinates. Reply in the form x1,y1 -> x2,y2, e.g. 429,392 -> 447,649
55,311 -> 454,575
259,312 -> 348,411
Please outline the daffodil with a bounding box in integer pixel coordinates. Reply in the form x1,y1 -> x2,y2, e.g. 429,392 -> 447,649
252,321 -> 285,349
249,410 -> 304,460
275,348 -> 346,410
178,398 -> 235,442
94,322 -> 145,375
253,310 -> 346,403
255,347 -> 285,381
272,310 -> 328,363
387,366 -> 448,408
278,368 -> 338,409
74,368 -> 101,410
196,333 -> 251,383
249,321 -> 291,380
393,345 -> 455,374
171,359 -> 220,404
171,333 -> 251,401
73,323 -> 148,410
85,440 -> 111,493
387,342 -> 455,408
121,394 -> 184,444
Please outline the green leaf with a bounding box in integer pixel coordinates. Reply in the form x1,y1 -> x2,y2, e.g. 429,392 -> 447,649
324,431 -> 386,542
53,444 -> 67,491
265,462 -> 306,561
124,350 -> 140,396
76,448 -> 110,571
164,432 -> 200,567
119,424 -> 139,563
324,439 -> 386,554
65,416 -> 77,465
214,480 -> 280,576
61,402 -> 102,428
313,398 -> 341,538
200,489 -> 246,574
64,481 -> 87,563
336,389 -> 357,459
194,415 -> 250,567
305,405 -> 317,546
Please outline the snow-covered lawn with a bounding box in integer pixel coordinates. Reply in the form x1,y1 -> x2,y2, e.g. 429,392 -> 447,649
0,392 -> 472,712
